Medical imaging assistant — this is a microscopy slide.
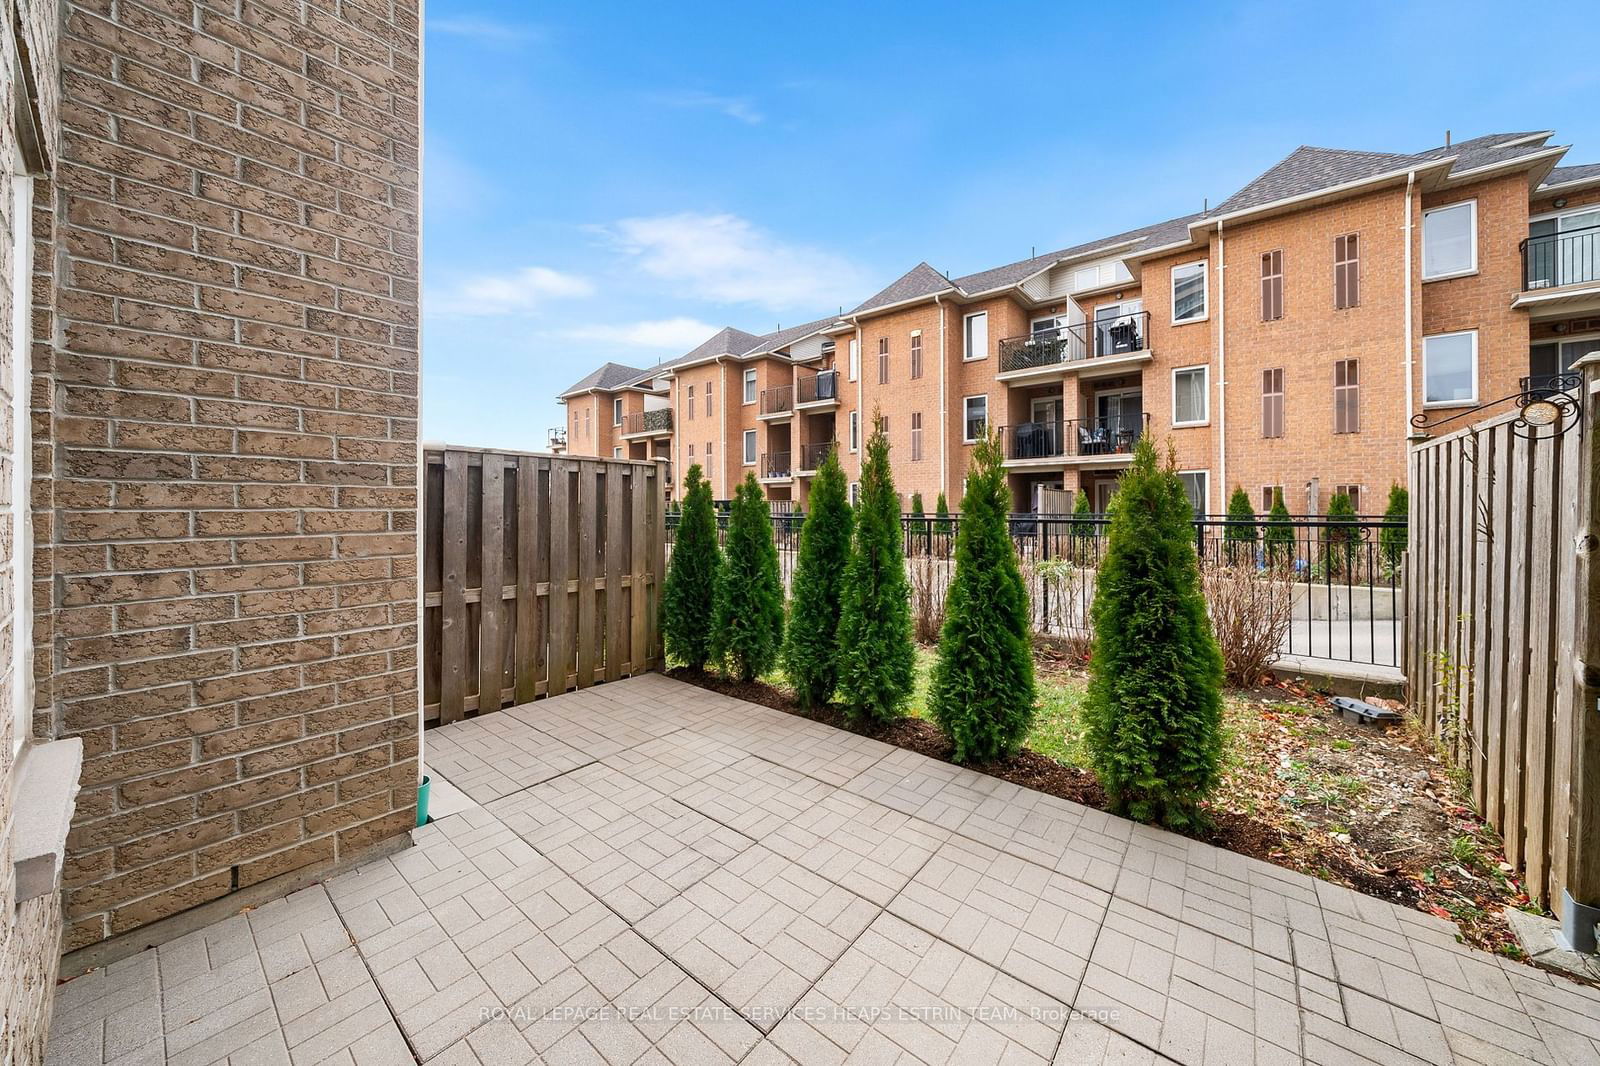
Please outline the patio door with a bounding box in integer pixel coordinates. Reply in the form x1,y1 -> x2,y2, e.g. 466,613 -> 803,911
1095,388 -> 1143,444
1093,299 -> 1144,355
1528,207 -> 1600,288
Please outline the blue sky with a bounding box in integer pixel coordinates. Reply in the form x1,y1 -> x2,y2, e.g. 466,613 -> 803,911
422,1 -> 1599,450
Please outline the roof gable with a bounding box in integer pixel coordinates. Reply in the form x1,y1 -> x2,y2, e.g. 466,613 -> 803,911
560,360 -> 647,397
850,262 -> 953,314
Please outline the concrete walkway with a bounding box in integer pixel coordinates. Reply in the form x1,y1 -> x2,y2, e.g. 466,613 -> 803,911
47,675 -> 1600,1064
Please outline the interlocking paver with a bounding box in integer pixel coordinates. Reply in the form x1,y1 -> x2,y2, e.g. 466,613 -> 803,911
44,677 -> 1600,1066
424,709 -> 595,802
765,911 -> 1069,1065
673,754 -> 835,838
888,834 -> 1108,1002
636,845 -> 879,1031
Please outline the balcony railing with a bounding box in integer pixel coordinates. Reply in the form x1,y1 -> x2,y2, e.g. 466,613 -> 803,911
997,312 -> 1150,374
760,384 -> 793,416
796,369 -> 839,404
1521,371 -> 1580,399
1522,224 -> 1600,290
762,451 -> 792,478
623,408 -> 673,435
547,427 -> 567,448
1000,413 -> 1149,460
799,440 -> 836,470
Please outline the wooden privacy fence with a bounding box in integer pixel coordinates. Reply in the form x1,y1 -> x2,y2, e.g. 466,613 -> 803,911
422,446 -> 669,725
1405,362 -> 1600,922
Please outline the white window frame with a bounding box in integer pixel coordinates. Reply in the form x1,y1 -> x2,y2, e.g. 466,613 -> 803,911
910,411 -> 923,461
742,367 -> 757,405
1422,199 -> 1478,281
1422,329 -> 1479,407
848,338 -> 859,381
742,429 -> 756,465
1171,364 -> 1210,427
849,411 -> 859,452
612,447 -> 622,458
1177,470 -> 1209,515
963,311 -> 988,361
849,482 -> 860,506
1170,260 -> 1209,324
612,397 -> 623,425
963,394 -> 988,443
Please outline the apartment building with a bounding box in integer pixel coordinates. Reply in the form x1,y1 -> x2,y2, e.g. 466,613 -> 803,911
558,130 -> 1599,515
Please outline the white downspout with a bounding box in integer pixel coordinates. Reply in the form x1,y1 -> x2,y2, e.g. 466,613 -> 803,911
1403,170 -> 1416,452
1216,220 -> 1226,514
854,318 -> 863,474
935,294 -> 947,500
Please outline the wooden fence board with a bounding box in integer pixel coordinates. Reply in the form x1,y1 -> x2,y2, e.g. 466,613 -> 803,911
548,459 -> 573,694
440,449 -> 469,724
479,455 -> 505,714
1484,424 -> 1510,828
575,462 -> 599,688
1525,436 -> 1556,902
514,455 -> 543,704
605,469 -> 626,683
630,467 -> 649,673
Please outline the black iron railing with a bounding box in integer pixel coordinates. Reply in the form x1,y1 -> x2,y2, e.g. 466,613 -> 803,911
1521,371 -> 1581,399
799,440 -> 836,470
623,408 -> 673,435
997,312 -> 1150,373
1522,224 -> 1600,290
762,451 -> 792,478
547,427 -> 567,448
760,384 -> 793,416
999,414 -> 1148,460
796,369 -> 839,404
1090,310 -> 1149,357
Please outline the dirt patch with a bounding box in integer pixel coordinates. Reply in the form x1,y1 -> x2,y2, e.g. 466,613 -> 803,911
666,664 -> 1536,964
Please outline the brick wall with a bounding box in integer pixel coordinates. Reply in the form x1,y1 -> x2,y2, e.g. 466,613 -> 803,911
45,0 -> 422,953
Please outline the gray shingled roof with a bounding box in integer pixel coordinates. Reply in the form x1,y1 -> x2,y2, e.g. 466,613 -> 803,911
850,262 -> 954,314
952,212 -> 1206,295
560,361 -> 647,398
657,326 -> 763,372
1542,162 -> 1600,189
737,315 -> 841,356
1214,133 -> 1556,216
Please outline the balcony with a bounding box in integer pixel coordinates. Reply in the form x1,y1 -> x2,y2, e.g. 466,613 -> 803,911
622,408 -> 673,438
761,451 -> 792,481
1522,225 -> 1600,292
999,413 -> 1149,466
996,312 -> 1151,382
760,384 -> 794,420
796,369 -> 840,408
547,427 -> 567,452
798,440 -> 836,473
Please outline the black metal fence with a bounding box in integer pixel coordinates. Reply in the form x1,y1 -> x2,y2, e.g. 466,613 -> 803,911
666,509 -> 1405,668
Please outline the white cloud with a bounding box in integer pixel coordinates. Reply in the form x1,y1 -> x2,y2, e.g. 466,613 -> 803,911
567,317 -> 722,350
431,266 -> 593,316
430,17 -> 541,45
653,90 -> 765,125
605,212 -> 861,312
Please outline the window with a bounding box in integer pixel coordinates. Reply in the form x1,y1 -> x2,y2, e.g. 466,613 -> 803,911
1171,261 -> 1208,323
1261,367 -> 1284,438
849,482 -> 860,506
1172,365 -> 1209,426
1261,485 -> 1283,512
877,337 -> 889,384
1178,471 -> 1208,516
1334,483 -> 1363,514
963,395 -> 988,442
911,412 -> 923,460
1422,200 -> 1477,280
706,441 -> 712,461
743,368 -> 757,405
849,338 -> 859,381
585,408 -> 591,437
687,385 -> 695,419
963,312 -> 988,360
849,411 -> 859,452
613,397 -> 623,425
1423,330 -> 1477,406
910,331 -> 923,379
743,429 -> 756,465
1333,359 -> 1359,434
688,443 -> 695,459
1334,233 -> 1359,309
1260,250 -> 1283,321
612,447 -> 622,458
705,379 -> 713,416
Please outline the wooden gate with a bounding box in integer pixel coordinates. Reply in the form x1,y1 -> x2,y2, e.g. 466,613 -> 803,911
422,447 -> 668,725
1405,362 -> 1599,920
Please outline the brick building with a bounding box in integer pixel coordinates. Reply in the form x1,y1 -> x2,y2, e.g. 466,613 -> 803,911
1,0 -> 421,1058
560,131 -> 1600,515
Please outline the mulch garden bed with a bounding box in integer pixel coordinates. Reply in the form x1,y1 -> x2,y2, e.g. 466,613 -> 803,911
667,663 -> 1538,965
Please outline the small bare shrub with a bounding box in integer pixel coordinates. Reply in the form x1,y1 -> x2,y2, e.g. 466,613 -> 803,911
1203,562 -> 1294,687
1034,556 -> 1094,660
911,552 -> 946,644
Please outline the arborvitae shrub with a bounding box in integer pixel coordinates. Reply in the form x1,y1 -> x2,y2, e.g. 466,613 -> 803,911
1069,489 -> 1094,562
1082,438 -> 1225,829
1380,484 -> 1408,574
711,473 -> 784,681
928,433 -> 1036,762
781,446 -> 853,707
1263,487 -> 1294,569
661,464 -> 720,670
910,492 -> 928,554
1224,486 -> 1258,565
835,413 -> 916,724
934,492 -> 951,535
1322,491 -> 1358,577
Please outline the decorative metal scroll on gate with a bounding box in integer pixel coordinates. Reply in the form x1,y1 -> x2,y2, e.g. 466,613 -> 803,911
1409,372 -> 1582,441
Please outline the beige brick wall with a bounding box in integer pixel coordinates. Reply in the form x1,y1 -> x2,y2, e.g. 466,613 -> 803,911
42,0 -> 422,953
